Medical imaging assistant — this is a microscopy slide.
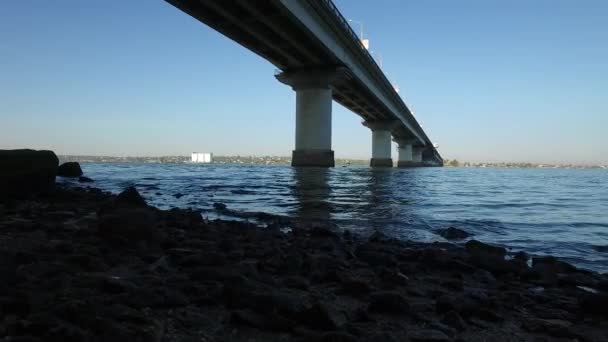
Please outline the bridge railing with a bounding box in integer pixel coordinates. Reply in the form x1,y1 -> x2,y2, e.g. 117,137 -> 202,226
317,0 -> 431,144
313,0 -> 441,158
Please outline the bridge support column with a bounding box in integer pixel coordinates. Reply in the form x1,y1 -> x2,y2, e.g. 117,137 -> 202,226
276,68 -> 345,167
364,121 -> 396,167
412,147 -> 424,164
396,143 -> 414,167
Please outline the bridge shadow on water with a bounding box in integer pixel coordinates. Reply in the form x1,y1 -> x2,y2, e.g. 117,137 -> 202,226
290,167 -> 430,237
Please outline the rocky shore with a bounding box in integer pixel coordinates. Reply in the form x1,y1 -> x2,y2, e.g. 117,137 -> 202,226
0,185 -> 606,342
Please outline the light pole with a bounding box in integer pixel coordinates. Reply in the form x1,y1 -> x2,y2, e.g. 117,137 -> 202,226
347,19 -> 364,40
371,50 -> 383,68
348,19 -> 369,49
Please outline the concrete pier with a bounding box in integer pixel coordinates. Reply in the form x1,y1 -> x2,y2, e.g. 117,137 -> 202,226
412,147 -> 423,164
276,68 -> 345,167
168,0 -> 444,168
396,142 -> 415,167
364,121 -> 396,167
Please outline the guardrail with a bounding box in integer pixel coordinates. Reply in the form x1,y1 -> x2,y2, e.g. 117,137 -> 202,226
316,0 -> 432,146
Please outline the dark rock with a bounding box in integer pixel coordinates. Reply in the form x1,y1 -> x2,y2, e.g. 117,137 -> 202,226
436,227 -> 471,240
98,207 -> 159,243
599,278 -> 608,292
232,309 -> 277,330
579,292 -> 608,316
213,202 -> 227,210
377,268 -> 410,286
592,245 -> 608,253
442,311 -> 466,331
319,331 -> 359,342
368,291 -> 409,314
368,230 -> 391,243
57,162 -> 83,177
435,294 -> 479,317
309,226 -> 339,238
2,337 -> 44,342
465,240 -> 506,258
522,318 -> 575,338
115,186 -> 147,207
532,256 -> 578,274
355,246 -> 397,267
340,276 -> 372,296
513,250 -> 529,262
100,276 -> 137,294
284,275 -> 310,290
407,329 -> 451,341
298,302 -> 347,331
465,240 -> 515,275
364,333 -> 399,342
0,149 -> 59,198
78,176 -> 94,183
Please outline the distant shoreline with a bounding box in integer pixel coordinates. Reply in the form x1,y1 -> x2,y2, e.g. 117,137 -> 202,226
57,155 -> 607,169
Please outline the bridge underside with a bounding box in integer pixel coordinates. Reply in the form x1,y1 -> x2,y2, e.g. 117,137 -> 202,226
166,0 -> 443,167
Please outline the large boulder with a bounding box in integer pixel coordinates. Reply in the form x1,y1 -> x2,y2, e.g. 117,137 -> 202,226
0,149 -> 59,198
436,226 -> 471,240
116,186 -> 147,207
57,162 -> 83,177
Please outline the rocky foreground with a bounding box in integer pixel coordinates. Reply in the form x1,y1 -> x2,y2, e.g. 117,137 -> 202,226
0,186 -> 607,342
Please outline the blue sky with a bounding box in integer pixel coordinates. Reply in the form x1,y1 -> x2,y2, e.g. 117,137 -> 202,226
0,0 -> 606,164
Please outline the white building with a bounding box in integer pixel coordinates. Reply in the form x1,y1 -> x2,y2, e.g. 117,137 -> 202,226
191,152 -> 213,163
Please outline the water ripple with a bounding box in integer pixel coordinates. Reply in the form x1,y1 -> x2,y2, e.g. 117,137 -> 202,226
62,164 -> 608,273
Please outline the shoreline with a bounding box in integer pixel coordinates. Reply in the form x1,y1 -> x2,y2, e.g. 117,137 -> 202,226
1,185 -> 607,341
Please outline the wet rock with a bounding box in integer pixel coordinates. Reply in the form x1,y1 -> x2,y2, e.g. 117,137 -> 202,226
57,162 -> 83,177
522,318 -> 575,338
2,337 -> 44,342
232,309 -> 279,331
465,240 -> 506,258
319,331 -> 359,342
532,256 -> 578,274
115,186 -> 147,207
513,251 -> 529,262
100,276 -> 137,294
579,292 -> 608,316
364,333 -> 399,342
368,291 -> 410,314
407,329 -> 451,341
465,240 -> 516,275
78,176 -> 94,183
309,226 -> 339,238
435,294 -> 479,317
98,207 -> 159,243
355,246 -> 397,267
0,149 -> 59,198
442,310 -> 466,331
284,275 -> 310,290
213,202 -> 227,210
436,227 -> 471,240
298,302 -> 347,331
340,276 -> 372,296
592,245 -> 608,253
368,230 -> 391,243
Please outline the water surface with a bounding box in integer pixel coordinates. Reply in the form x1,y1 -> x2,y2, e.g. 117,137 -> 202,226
62,164 -> 608,272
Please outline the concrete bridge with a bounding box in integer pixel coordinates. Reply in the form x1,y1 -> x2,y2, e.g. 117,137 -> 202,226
166,0 -> 443,167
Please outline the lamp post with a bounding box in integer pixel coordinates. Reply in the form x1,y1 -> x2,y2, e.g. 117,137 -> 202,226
348,19 -> 369,49
371,50 -> 383,68
347,19 -> 363,40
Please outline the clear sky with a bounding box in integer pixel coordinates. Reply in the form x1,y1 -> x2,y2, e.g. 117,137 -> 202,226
1,0 -> 606,164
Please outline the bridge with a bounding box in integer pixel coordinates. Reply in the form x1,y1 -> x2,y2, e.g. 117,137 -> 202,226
166,0 -> 443,167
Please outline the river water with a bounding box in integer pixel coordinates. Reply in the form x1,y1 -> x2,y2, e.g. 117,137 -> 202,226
61,163 -> 608,272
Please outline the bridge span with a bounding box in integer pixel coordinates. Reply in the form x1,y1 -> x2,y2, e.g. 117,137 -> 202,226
166,0 -> 443,167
